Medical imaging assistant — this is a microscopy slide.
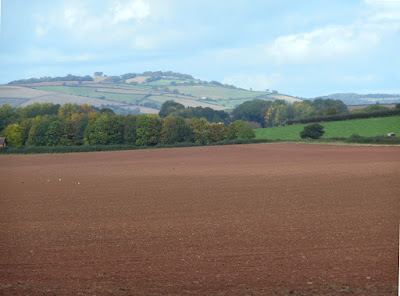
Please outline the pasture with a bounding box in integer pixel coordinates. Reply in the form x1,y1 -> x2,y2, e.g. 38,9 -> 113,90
173,85 -> 266,99
33,85 -> 227,110
0,85 -> 130,108
255,116 -> 400,140
0,144 -> 398,295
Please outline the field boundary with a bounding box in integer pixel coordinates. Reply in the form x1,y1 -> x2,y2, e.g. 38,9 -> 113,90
2,137 -> 399,155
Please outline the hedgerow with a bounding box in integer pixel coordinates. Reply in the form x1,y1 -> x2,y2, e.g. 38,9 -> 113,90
286,109 -> 400,125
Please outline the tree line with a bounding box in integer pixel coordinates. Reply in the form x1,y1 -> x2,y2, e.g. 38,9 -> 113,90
232,98 -> 348,128
8,74 -> 94,85
158,101 -> 230,124
0,103 -> 254,147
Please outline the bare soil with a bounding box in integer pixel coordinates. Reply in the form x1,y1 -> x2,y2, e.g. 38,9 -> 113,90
0,144 -> 398,295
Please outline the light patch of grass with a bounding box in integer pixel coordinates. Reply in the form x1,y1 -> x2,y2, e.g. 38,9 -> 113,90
146,79 -> 191,86
172,85 -> 265,99
34,86 -> 144,104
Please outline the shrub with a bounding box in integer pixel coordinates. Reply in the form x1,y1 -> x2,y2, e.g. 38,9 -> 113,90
227,120 -> 255,140
300,123 -> 325,139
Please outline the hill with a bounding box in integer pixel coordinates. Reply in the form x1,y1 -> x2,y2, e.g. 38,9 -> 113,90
3,72 -> 302,114
0,85 -> 158,114
255,116 -> 400,140
318,93 -> 400,105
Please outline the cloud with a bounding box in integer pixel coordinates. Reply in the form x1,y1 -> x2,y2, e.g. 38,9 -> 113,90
266,24 -> 380,64
342,74 -> 376,84
112,0 -> 150,24
223,73 -> 282,91
35,25 -> 48,37
365,0 -> 400,4
214,0 -> 400,66
26,48 -> 93,63
134,29 -> 185,50
31,0 -> 184,50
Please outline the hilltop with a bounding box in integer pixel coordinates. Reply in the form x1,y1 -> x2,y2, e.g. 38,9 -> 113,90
1,72 -> 301,114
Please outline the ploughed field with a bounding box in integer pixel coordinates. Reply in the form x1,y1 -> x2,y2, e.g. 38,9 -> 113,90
0,144 -> 399,295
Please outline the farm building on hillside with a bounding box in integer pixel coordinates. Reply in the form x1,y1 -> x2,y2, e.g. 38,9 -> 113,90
0,137 -> 7,147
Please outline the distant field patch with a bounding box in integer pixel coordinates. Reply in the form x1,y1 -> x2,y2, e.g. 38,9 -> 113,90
34,86 -> 144,104
173,85 -> 265,99
149,96 -> 227,110
0,98 -> 29,107
34,86 -> 96,96
147,79 -> 190,86
269,94 -> 302,103
214,97 -> 274,109
126,76 -> 150,84
96,87 -> 149,95
255,116 -> 400,140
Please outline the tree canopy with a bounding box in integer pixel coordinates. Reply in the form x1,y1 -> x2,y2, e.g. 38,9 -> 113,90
300,123 -> 325,139
0,103 -> 248,148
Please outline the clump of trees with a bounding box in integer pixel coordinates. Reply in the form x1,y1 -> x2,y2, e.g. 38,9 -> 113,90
300,124 -> 325,139
0,103 -> 253,148
233,98 -> 348,128
286,108 -> 400,125
159,101 -> 230,124
351,104 -> 390,114
8,74 -> 94,84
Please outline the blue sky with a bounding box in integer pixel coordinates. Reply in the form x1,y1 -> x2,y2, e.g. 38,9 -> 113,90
0,0 -> 399,97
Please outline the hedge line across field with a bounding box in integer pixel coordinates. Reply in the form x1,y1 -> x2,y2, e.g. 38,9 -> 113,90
286,109 -> 400,125
0,139 -> 275,154
1,135 -> 399,155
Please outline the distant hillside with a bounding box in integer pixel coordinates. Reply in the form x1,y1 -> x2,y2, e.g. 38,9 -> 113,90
3,71 -> 302,114
0,86 -> 158,114
318,93 -> 400,105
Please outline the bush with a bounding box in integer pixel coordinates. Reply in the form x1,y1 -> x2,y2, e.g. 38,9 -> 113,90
300,123 -> 325,139
227,120 -> 255,139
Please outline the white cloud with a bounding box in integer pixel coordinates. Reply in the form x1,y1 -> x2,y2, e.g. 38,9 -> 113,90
342,74 -> 376,83
112,0 -> 150,24
64,8 -> 80,27
216,0 -> 400,66
31,0 -> 164,47
27,48 -> 93,63
35,25 -> 48,37
223,73 -> 282,91
133,29 -> 184,50
365,0 -> 400,4
266,24 -> 380,64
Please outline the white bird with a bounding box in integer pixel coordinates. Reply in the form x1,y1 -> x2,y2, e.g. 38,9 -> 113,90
59,178 -> 62,182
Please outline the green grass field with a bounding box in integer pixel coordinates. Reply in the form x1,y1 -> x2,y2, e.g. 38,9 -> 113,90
146,79 -> 192,86
172,85 -> 265,99
34,86 -> 144,104
255,116 -> 400,140
32,81 -> 300,111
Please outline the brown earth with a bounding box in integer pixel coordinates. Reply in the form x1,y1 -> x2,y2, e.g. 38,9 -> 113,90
0,144 -> 399,295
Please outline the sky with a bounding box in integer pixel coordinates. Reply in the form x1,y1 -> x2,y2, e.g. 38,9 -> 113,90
0,0 -> 399,98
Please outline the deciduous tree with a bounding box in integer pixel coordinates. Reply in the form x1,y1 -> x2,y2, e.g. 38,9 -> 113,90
227,120 -> 255,140
2,123 -> 24,147
300,123 -> 325,139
